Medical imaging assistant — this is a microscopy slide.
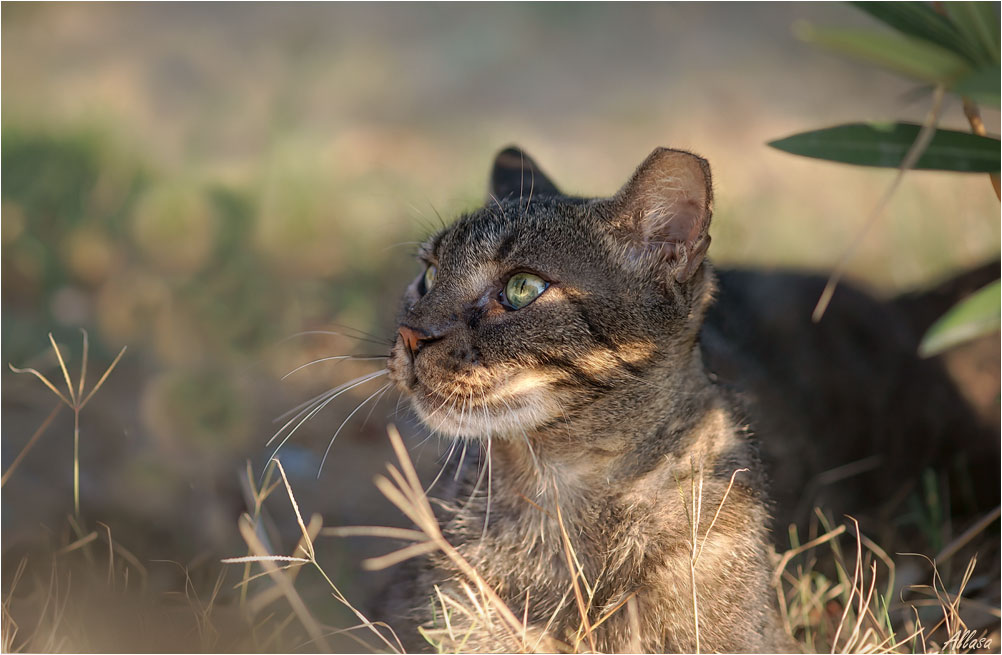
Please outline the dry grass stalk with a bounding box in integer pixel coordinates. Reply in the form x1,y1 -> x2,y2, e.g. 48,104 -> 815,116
9,329 -> 126,519
934,506 -> 1001,565
363,425 -> 529,650
1,559 -> 28,652
224,458 -> 404,653
812,84 -> 946,322
230,507 -> 331,651
673,459 -> 749,654
237,460 -> 282,607
2,553 -> 79,652
554,494 -> 597,653
1,403 -> 61,488
901,552 -> 981,651
342,430 -> 762,653
335,424 -> 635,652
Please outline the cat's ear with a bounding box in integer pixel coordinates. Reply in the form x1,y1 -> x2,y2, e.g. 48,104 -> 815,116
489,146 -> 561,201
611,148 -> 713,283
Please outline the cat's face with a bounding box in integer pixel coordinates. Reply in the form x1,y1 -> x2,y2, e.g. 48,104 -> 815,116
386,147 -> 714,439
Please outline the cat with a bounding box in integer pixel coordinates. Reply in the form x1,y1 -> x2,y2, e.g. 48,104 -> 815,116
379,146 -> 792,652
374,146 -> 997,653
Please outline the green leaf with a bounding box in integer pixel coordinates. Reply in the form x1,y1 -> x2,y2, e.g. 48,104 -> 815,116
919,279 -> 1001,357
798,25 -> 973,84
943,2 -> 1000,66
768,122 -> 1001,172
954,64 -> 1002,106
850,2 -> 979,64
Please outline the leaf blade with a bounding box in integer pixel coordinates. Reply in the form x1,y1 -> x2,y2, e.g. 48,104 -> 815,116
920,279 -> 1001,357
799,26 -> 973,84
849,1 -> 978,63
943,1 -> 1000,66
768,122 -> 1001,172
953,64 -> 1002,106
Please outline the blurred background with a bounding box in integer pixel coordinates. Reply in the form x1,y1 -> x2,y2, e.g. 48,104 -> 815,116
2,3 -> 998,651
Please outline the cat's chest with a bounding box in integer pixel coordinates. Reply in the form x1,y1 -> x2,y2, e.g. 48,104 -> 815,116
442,493 -> 664,605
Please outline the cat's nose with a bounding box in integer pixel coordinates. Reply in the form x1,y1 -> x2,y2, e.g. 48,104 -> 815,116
398,325 -> 441,357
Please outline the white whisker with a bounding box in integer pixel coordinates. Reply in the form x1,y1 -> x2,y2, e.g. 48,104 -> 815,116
421,385 -> 463,423
483,434 -> 493,539
525,174 -> 535,215
425,438 -> 460,494
270,388 -> 341,441
280,328 -> 392,348
460,439 -> 491,516
361,383 -> 393,430
473,388 -> 497,540
274,385 -> 341,424
521,429 -> 544,494
457,395 -> 469,436
381,241 -> 422,253
317,383 -> 392,478
393,390 -> 409,420
551,394 -> 572,433
269,370 -> 388,445
266,370 -> 388,470
415,427 -> 438,451
282,355 -> 388,380
489,192 -> 508,223
454,439 -> 469,483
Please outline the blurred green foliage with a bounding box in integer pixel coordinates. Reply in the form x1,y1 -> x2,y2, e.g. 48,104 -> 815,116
1,125 -> 405,352
1,123 -> 410,457
768,1 -> 1000,355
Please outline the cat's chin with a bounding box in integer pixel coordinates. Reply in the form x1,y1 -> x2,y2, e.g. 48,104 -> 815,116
412,399 -> 547,439
409,372 -> 561,439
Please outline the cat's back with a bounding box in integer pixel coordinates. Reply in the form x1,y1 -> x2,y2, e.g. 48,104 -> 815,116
700,267 -> 998,537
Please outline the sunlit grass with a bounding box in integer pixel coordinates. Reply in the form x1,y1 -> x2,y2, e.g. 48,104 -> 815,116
8,330 -> 126,520
222,457 -> 404,653
232,425 -> 998,654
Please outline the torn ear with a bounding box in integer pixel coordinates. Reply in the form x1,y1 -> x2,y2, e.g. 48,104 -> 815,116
489,146 -> 561,201
612,148 -> 713,283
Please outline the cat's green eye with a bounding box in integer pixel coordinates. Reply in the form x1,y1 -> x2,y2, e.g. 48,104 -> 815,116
422,265 -> 437,293
503,272 -> 548,310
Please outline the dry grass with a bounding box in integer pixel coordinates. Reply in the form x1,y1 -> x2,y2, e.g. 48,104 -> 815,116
775,506 -> 1000,654
2,341 -> 996,653
675,461 -> 750,653
7,330 -> 126,520
222,457 -> 405,653
2,333 -> 231,652
236,426 -> 1000,654
0,519 -> 248,652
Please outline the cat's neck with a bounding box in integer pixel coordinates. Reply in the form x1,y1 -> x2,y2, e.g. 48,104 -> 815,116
490,342 -> 728,510
447,346 -> 746,598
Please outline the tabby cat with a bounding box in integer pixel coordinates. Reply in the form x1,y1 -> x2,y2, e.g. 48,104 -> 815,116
376,146 -> 996,653
381,147 -> 791,652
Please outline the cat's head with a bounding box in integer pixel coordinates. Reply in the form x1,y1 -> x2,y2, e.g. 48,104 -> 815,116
386,146 -> 715,439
